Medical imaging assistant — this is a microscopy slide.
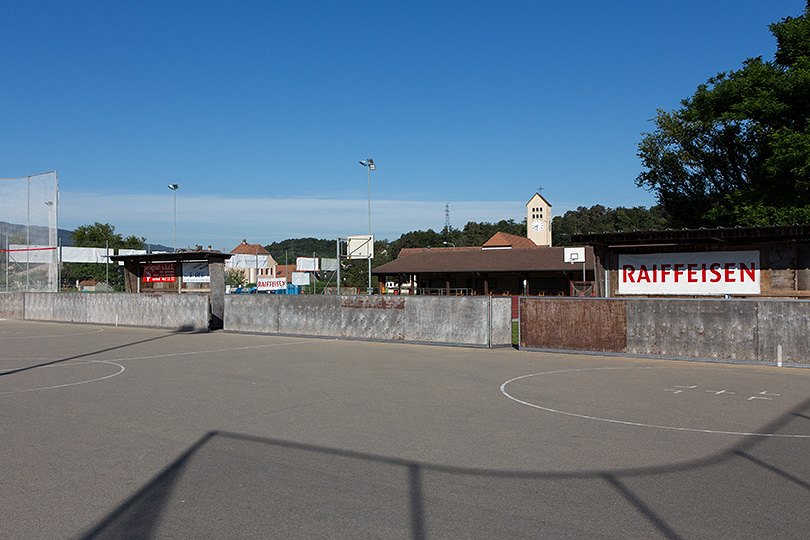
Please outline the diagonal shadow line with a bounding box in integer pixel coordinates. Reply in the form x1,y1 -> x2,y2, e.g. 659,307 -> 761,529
78,432 -> 217,540
793,412 -> 810,421
733,450 -> 810,492
75,405 -> 810,540
408,464 -> 427,540
71,389 -> 810,539
0,328 -> 192,377
602,474 -> 686,540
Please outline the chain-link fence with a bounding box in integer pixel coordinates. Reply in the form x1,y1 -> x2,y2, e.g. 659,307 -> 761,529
1,172 -> 59,291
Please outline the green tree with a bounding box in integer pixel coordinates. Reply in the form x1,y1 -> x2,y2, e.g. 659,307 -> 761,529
264,238 -> 336,263
225,269 -> 246,287
71,222 -> 146,249
63,223 -> 146,291
636,4 -> 810,227
551,205 -> 670,245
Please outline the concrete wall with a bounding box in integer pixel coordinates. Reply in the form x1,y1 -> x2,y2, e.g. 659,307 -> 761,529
0,293 -> 25,319
520,297 -> 810,365
226,295 -> 512,347
0,293 -> 210,331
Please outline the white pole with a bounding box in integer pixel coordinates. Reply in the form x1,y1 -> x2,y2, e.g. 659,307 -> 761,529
173,188 -> 177,252
26,176 -> 30,291
367,165 -> 372,294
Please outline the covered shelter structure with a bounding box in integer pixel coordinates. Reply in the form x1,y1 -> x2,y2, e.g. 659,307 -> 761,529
373,243 -> 595,296
110,250 -> 231,328
573,224 -> 810,298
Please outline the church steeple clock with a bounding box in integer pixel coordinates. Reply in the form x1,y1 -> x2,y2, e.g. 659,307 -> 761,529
527,192 -> 552,246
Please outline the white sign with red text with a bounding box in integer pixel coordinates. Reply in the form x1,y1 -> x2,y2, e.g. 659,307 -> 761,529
619,251 -> 760,295
257,277 -> 287,291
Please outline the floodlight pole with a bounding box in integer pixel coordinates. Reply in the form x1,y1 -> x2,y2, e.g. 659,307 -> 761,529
46,201 -> 56,291
168,184 -> 179,252
359,159 -> 375,294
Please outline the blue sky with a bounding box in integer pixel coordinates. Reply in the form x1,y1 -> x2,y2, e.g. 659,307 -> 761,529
2,1 -> 804,251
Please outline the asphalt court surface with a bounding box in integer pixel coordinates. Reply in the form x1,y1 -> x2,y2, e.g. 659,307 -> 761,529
2,319 -> 809,539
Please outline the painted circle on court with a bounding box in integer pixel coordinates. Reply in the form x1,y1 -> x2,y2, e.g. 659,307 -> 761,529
0,359 -> 125,395
500,366 -> 810,438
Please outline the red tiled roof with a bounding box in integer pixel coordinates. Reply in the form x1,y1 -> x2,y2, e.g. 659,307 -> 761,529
482,232 -> 539,249
275,264 -> 295,278
398,246 -> 479,257
231,240 -> 269,255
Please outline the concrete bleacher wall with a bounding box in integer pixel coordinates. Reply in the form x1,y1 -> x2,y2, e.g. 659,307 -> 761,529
520,297 -> 810,366
0,292 -> 210,331
225,295 -> 512,347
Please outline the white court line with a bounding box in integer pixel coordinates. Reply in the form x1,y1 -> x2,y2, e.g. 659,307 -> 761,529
0,360 -> 125,395
0,339 -> 318,395
500,367 -> 810,439
97,340 -> 322,364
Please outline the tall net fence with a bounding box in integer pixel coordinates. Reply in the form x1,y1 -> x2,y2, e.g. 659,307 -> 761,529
1,172 -> 59,292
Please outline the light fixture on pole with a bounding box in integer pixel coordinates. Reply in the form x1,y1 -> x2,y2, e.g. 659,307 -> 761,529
443,241 -> 456,250
167,184 -> 179,252
359,159 -> 375,293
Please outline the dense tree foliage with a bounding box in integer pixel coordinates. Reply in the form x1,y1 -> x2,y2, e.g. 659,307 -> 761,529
225,268 -> 246,287
386,219 -> 526,259
62,222 -> 146,291
636,4 -> 810,227
71,222 -> 145,249
552,205 -> 670,246
264,238 -> 336,264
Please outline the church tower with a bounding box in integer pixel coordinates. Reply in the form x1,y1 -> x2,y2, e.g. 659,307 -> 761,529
526,193 -> 552,246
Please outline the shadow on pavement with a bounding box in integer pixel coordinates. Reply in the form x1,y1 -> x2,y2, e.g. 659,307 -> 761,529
77,396 -> 810,540
0,328 -> 194,378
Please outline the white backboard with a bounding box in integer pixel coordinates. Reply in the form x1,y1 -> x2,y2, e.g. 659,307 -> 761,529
564,247 -> 585,263
347,235 -> 374,260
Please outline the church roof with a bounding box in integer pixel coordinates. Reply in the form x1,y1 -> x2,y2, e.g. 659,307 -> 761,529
373,246 -> 592,275
482,232 -> 539,249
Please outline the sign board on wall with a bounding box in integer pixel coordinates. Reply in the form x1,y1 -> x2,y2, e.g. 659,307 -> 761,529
182,262 -> 210,283
257,277 -> 287,291
618,251 -> 760,295
142,263 -> 176,283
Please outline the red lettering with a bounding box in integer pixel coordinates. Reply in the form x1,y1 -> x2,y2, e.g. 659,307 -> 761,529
724,262 -> 736,282
623,265 -> 636,283
638,266 -> 651,283
687,263 -> 698,283
710,263 -> 722,283
673,263 -> 685,282
660,264 -> 670,282
740,262 -> 756,282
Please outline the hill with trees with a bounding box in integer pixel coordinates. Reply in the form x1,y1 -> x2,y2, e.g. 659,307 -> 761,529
551,205 -> 670,246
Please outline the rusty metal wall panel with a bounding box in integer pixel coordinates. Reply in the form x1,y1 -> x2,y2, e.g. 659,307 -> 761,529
520,298 -> 626,352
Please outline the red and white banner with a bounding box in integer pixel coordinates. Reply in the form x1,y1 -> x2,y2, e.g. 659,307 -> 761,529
142,263 -> 176,283
619,251 -> 760,295
257,277 -> 287,291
